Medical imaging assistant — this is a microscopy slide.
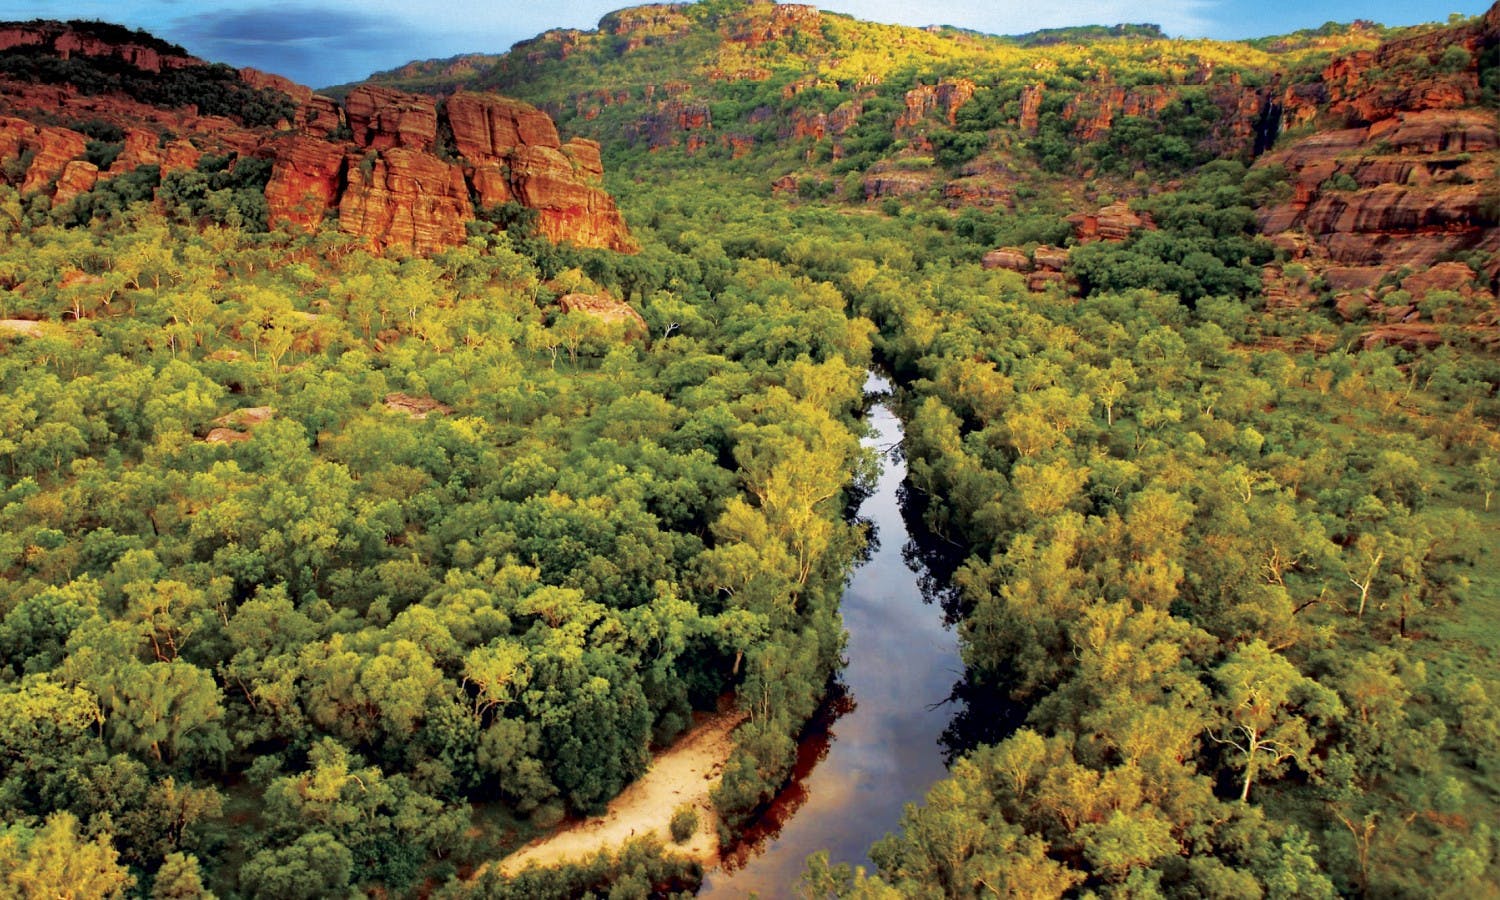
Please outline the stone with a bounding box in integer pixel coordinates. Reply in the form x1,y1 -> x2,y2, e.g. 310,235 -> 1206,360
982,247 -> 1030,272
447,92 -> 561,158
338,148 -> 473,253
558,292 -> 648,338
344,85 -> 438,152
52,159 -> 98,205
1033,246 -> 1071,271
264,136 -> 347,232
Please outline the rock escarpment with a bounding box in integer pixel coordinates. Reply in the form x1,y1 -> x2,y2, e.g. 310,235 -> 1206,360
1252,14 -> 1500,286
0,23 -> 634,255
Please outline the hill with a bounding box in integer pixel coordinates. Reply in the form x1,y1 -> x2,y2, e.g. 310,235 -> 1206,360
0,19 -> 633,253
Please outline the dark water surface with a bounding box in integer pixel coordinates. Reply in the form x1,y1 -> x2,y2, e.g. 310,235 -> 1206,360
699,375 -> 964,896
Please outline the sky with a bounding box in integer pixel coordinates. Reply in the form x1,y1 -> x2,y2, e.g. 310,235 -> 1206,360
0,0 -> 1491,88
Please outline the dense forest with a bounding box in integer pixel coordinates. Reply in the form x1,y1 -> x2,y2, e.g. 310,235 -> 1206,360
1,1 -> 1499,897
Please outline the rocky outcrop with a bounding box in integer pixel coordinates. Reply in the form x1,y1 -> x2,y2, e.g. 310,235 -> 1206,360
263,136 -> 347,232
982,248 -> 1030,272
0,21 -> 197,74
1256,108 -> 1497,276
345,85 -> 437,151
627,101 -> 712,150
897,79 -> 976,131
599,5 -> 693,52
438,92 -> 632,251
1279,14 -> 1495,129
983,244 -> 1072,292
1018,84 -> 1044,134
1069,203 -> 1153,243
0,118 -> 87,195
558,292 -> 647,338
239,68 -> 312,106
1063,86 -> 1173,141
0,35 -> 634,255
338,148 -> 473,253
863,169 -> 934,199
727,3 -> 821,47
450,92 -> 559,157
52,159 -> 98,204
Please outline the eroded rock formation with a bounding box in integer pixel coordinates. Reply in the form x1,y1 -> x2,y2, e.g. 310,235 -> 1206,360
0,28 -> 634,254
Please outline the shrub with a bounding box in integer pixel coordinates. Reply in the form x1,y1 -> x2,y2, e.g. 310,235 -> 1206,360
669,805 -> 699,843
1320,172 -> 1359,192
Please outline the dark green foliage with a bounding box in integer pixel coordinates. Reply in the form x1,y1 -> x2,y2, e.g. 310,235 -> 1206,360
158,154 -> 274,231
448,837 -> 701,899
930,128 -> 988,169
1092,93 -> 1220,173
1007,22 -> 1166,47
1068,162 -> 1277,303
0,41 -> 293,127
54,163 -> 159,226
83,139 -> 123,170
669,805 -> 699,842
953,208 -> 1072,251
60,19 -> 188,56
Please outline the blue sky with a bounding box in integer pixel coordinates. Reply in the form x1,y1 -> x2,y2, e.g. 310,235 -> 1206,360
1,0 -> 1490,88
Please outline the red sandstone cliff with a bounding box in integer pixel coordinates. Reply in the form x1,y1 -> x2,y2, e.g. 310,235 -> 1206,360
0,25 -> 633,255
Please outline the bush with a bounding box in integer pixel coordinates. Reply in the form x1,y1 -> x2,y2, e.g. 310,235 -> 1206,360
669,805 -> 699,843
1320,172 -> 1359,192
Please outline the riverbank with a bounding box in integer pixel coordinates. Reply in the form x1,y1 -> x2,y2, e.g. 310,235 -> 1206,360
493,707 -> 748,877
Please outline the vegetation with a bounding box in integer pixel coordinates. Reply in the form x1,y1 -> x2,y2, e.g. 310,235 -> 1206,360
0,175 -> 873,894
0,21 -> 295,127
1,3 -> 1498,897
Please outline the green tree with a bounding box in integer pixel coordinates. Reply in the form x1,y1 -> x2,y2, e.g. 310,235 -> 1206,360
1210,641 -> 1342,802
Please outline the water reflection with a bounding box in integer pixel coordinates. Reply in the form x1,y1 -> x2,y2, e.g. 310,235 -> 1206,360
716,686 -> 856,873
699,375 -> 968,897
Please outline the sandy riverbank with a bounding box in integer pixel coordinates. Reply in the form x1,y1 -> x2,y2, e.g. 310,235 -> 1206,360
495,707 -> 748,876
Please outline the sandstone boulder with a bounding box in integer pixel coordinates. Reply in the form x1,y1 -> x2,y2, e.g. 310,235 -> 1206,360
447,92 -> 561,158
53,159 -> 99,205
982,248 -> 1030,272
559,292 -> 647,338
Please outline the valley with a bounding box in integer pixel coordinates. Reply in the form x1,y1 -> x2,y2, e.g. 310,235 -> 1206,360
0,1 -> 1497,897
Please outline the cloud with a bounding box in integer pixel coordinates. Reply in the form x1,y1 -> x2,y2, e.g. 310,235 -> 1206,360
162,4 -> 421,86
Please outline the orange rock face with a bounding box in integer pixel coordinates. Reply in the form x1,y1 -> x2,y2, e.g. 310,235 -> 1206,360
1018,84 -> 1044,134
510,146 -> 634,251
340,147 -> 474,253
726,3 -> 821,47
1068,203 -> 1152,244
53,159 -> 99,205
0,22 -> 198,74
0,22 -> 634,256
239,67 -> 313,105
897,79 -> 976,131
263,136 -> 347,231
0,119 -> 89,195
447,91 -> 562,157
1257,108 -> 1497,275
345,85 -> 437,151
338,147 -> 474,253
982,248 -> 1030,272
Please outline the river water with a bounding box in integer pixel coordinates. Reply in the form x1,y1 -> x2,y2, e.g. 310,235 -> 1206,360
699,374 -> 964,896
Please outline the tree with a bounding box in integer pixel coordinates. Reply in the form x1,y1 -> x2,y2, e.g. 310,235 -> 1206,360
0,812 -> 133,899
238,832 -> 353,900
151,853 -> 216,900
1210,641 -> 1342,802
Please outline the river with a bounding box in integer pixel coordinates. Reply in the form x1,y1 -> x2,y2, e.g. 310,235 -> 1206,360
699,373 -> 964,896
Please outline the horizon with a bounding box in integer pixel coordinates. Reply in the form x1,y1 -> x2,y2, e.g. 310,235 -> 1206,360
0,0 -> 1492,88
